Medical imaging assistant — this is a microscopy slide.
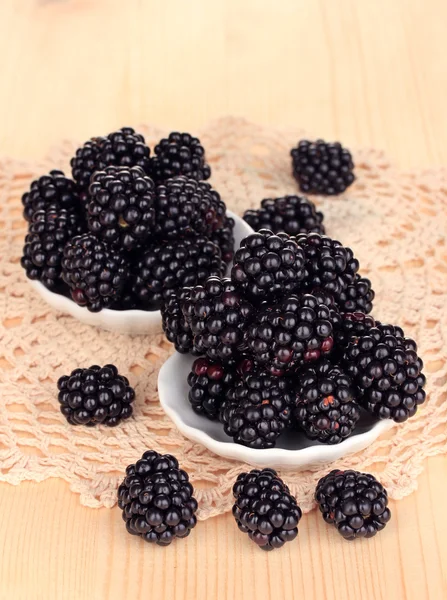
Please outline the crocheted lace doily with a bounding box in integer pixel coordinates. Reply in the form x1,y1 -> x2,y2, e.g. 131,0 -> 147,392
1,118 -> 446,518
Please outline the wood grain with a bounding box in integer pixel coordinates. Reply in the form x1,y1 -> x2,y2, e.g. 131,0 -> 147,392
0,1 -> 447,599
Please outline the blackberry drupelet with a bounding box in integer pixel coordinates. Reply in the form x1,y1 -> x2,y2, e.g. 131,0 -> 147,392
181,277 -> 255,362
21,208 -> 83,290
333,312 -> 376,356
161,288 -> 195,354
118,450 -> 198,546
243,195 -> 325,236
232,468 -> 302,550
220,371 -> 292,448
71,127 -> 151,194
291,139 -> 355,195
149,131 -> 211,182
210,216 -> 236,265
245,294 -> 335,375
292,359 -> 360,444
87,165 -> 156,251
338,275 -> 375,314
342,323 -> 426,422
22,170 -> 80,223
187,357 -> 238,420
62,233 -> 128,312
132,236 -> 224,310
154,176 -> 225,239
315,469 -> 391,540
57,364 -> 135,427
231,229 -> 306,303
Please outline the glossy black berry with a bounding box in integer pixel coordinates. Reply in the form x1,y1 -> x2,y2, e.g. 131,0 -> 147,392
71,127 -> 151,194
291,139 -> 355,195
161,288 -> 195,354
315,470 -> 391,540
21,208 -> 84,290
181,277 -> 255,362
210,216 -> 236,265
132,237 -> 224,310
292,359 -> 360,444
245,294 -> 335,375
22,170 -> 81,223
342,323 -> 426,422
62,233 -> 129,312
232,469 -> 302,550
220,371 -> 292,448
333,312 -> 376,358
57,364 -> 135,426
149,132 -> 211,182
87,166 -> 156,251
243,195 -> 325,236
187,357 -> 239,420
231,230 -> 306,303
338,275 -> 375,314
154,176 -> 225,240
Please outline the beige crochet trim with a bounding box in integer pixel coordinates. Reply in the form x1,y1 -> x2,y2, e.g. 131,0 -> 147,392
0,118 -> 446,518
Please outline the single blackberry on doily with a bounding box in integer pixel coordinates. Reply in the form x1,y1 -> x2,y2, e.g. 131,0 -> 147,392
243,195 -> 325,236
291,139 -> 355,195
315,469 -> 391,540
132,236 -> 224,310
71,127 -> 151,194
245,294 -> 335,375
292,359 -> 360,444
231,230 -> 306,303
210,215 -> 236,265
161,288 -> 195,354
232,468 -> 302,550
181,277 -> 255,362
57,364 -> 135,427
62,233 -> 129,312
87,165 -> 156,251
220,371 -> 293,448
22,170 -> 81,223
21,208 -> 84,290
154,176 -> 225,239
118,450 -> 198,546
342,323 -> 426,422
332,312 -> 376,357
149,131 -> 211,182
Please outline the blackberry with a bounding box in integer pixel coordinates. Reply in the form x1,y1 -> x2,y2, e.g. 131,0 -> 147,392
181,277 -> 255,362
149,131 -> 211,182
187,357 -> 238,420
333,312 -> 376,356
243,195 -> 325,236
118,450 -> 198,546
245,294 -> 335,376
220,371 -> 292,448
62,233 -> 128,312
342,323 -> 426,422
232,469 -> 302,550
231,230 -> 306,303
292,359 -> 360,444
132,236 -> 224,310
295,233 -> 374,313
291,139 -> 355,195
22,170 -> 80,223
71,127 -> 151,194
21,208 -> 83,290
154,176 -> 225,240
338,275 -> 375,314
87,166 -> 156,251
57,364 -> 135,426
161,288 -> 195,354
210,216 -> 235,265
315,469 -> 391,540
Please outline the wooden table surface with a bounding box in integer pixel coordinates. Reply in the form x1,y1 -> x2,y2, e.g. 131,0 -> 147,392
0,1 -> 446,599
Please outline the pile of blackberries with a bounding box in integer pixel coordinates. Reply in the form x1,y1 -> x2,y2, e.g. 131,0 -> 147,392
21,128 -> 233,312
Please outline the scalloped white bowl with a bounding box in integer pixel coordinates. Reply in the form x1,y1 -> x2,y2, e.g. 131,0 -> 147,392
158,353 -> 396,469
28,210 -> 254,336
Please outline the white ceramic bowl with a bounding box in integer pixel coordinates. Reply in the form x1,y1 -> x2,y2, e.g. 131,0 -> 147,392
158,353 -> 396,469
28,210 -> 254,336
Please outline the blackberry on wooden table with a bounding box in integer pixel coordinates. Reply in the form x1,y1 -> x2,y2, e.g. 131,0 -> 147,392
149,131 -> 211,182
22,170 -> 80,223
118,451 -> 198,546
315,469 -> 391,540
57,364 -> 135,427
232,468 -> 302,551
